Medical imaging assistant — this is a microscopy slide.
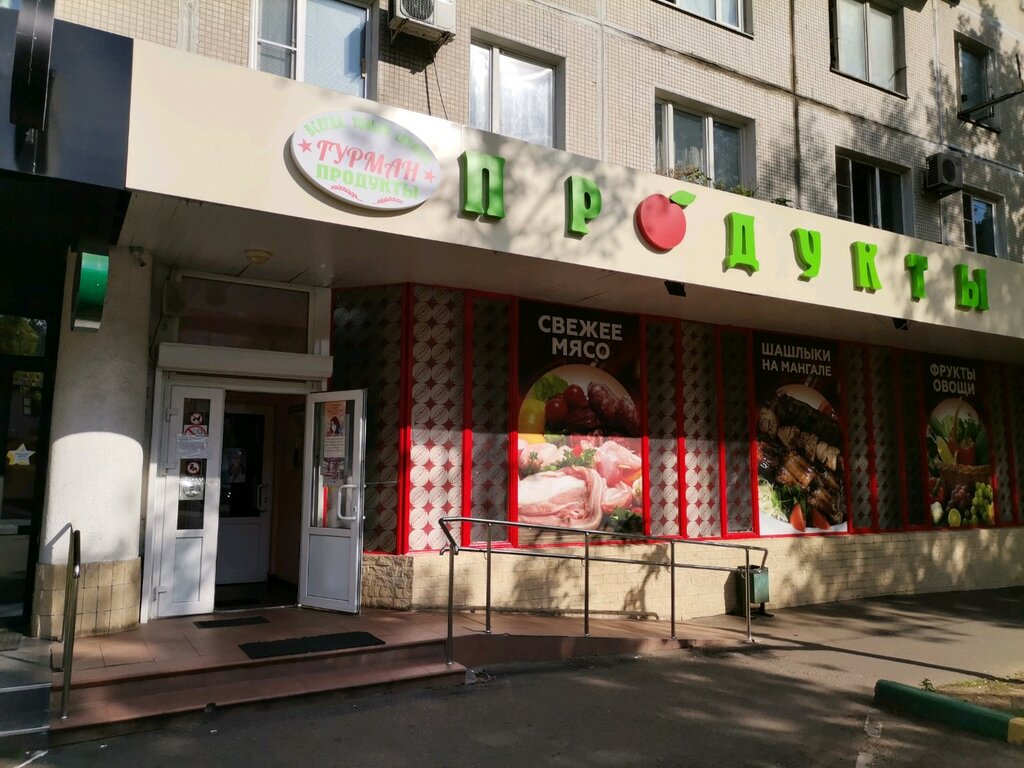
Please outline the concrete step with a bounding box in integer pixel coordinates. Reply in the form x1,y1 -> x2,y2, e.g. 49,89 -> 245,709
49,639 -> 464,745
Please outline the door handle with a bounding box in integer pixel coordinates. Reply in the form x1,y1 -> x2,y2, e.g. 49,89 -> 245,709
329,484 -> 362,522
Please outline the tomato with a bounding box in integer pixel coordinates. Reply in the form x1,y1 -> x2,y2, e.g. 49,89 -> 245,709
563,384 -> 588,411
811,510 -> 830,530
789,503 -> 806,532
518,399 -> 546,435
545,395 -> 568,427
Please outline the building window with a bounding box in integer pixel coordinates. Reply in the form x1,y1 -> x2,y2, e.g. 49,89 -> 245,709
832,0 -> 902,92
254,0 -> 369,97
958,42 -> 992,121
836,155 -> 904,234
962,193 -> 997,257
470,43 -> 556,148
655,103 -> 746,190
672,0 -> 743,30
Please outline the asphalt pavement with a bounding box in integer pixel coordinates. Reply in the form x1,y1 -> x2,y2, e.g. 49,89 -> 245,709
8,587 -> 1024,768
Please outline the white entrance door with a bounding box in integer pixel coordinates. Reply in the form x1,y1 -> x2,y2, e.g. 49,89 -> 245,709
298,390 -> 366,612
216,406 -> 273,584
156,386 -> 225,617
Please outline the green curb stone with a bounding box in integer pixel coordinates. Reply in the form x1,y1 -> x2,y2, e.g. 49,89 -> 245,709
874,679 -> 1013,742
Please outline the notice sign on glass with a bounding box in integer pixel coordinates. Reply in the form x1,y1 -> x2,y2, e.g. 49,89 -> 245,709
753,332 -> 847,535
515,301 -> 644,539
323,401 -> 347,459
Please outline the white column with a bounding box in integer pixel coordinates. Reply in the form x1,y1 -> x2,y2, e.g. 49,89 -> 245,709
40,246 -> 152,565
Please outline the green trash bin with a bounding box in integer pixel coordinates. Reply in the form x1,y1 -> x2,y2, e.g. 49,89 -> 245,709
735,565 -> 770,615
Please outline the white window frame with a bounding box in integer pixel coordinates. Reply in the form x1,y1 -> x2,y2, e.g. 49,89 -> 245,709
831,0 -> 904,93
670,0 -> 746,32
957,38 -> 994,123
470,41 -> 561,149
655,101 -> 751,190
835,153 -> 907,234
249,0 -> 378,99
962,191 -> 1001,258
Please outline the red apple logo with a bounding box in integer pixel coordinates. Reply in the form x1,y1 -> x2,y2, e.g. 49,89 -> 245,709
636,190 -> 696,251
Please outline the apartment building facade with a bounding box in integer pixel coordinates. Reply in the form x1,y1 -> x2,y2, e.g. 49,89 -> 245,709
2,0 -> 1022,637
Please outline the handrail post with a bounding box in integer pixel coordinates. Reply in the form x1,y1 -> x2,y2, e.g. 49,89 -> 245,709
445,541 -> 455,665
485,523 -> 492,634
583,532 -> 590,638
670,540 -> 676,640
60,529 -> 81,720
744,547 -> 753,644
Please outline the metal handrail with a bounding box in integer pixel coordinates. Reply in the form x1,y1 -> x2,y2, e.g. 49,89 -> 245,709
59,529 -> 81,719
438,517 -> 768,665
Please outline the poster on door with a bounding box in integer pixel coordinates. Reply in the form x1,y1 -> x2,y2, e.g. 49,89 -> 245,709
323,401 -> 347,459
516,301 -> 643,537
924,356 -> 994,527
753,332 -> 847,534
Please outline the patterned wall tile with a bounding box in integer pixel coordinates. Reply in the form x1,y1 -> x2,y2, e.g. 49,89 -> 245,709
841,346 -> 874,530
985,363 -> 1015,525
333,287 -> 403,553
899,353 -> 927,527
680,321 -> 721,538
407,286 -> 464,551
470,297 -> 510,543
720,331 -> 752,533
869,346 -> 903,530
645,321 -> 679,537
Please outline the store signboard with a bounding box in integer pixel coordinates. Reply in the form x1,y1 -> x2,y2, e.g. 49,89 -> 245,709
923,356 -> 994,528
753,332 -> 848,535
515,301 -> 644,537
290,110 -> 441,210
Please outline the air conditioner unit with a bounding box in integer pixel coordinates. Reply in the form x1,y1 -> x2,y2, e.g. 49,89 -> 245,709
389,0 -> 455,44
924,152 -> 963,198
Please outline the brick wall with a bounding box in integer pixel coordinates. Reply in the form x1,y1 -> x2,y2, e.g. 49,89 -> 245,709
359,527 -> 1024,619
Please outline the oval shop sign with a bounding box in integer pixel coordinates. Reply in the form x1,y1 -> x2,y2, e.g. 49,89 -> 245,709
290,110 -> 442,211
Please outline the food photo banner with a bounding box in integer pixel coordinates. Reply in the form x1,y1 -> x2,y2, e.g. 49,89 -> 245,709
753,333 -> 848,535
923,356 -> 994,528
516,301 -> 644,539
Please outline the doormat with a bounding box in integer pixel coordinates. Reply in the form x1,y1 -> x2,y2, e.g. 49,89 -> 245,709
194,616 -> 270,629
0,629 -> 21,651
239,631 -> 385,659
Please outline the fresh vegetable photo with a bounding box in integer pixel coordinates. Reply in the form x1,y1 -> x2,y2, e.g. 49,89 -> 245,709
926,398 -> 993,527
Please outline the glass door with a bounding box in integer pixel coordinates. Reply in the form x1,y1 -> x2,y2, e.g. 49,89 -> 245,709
156,386 -> 225,617
298,390 -> 366,612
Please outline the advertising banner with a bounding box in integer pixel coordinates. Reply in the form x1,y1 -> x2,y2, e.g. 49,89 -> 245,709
753,333 -> 848,534
516,301 -> 643,536
923,357 -> 994,527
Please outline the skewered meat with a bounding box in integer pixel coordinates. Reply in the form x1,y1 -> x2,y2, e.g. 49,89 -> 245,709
777,425 -> 801,449
769,393 -> 842,446
758,407 -> 779,438
777,451 -> 814,488
758,441 -> 784,476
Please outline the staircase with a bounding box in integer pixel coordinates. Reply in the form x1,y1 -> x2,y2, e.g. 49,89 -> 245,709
0,632 -> 51,752
49,637 -> 464,745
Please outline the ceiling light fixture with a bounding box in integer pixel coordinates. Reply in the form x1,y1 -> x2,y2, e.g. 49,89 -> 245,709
244,249 -> 272,265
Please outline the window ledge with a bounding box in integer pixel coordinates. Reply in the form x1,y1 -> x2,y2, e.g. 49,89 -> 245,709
957,116 -> 1001,134
829,68 -> 908,100
650,0 -> 754,40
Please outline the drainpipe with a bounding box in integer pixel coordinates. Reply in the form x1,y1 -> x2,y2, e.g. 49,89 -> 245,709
789,0 -> 802,209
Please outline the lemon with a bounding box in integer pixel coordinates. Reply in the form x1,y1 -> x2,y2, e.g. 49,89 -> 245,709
948,509 -> 961,527
518,398 -> 547,435
936,438 -> 954,466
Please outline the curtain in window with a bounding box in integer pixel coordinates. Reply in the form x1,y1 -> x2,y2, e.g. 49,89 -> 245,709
498,54 -> 554,148
678,0 -> 714,18
469,43 -> 491,131
304,0 -> 366,97
960,48 -> 987,109
866,6 -> 896,89
258,0 -> 296,77
837,0 -> 867,80
712,122 -> 741,188
672,109 -> 705,175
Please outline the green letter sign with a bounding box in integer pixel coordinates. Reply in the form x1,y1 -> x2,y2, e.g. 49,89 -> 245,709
566,175 -> 602,236
724,213 -> 759,274
71,247 -> 109,333
460,151 -> 506,219
954,265 -> 989,312
851,241 -> 882,292
792,228 -> 821,280
904,253 -> 928,301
